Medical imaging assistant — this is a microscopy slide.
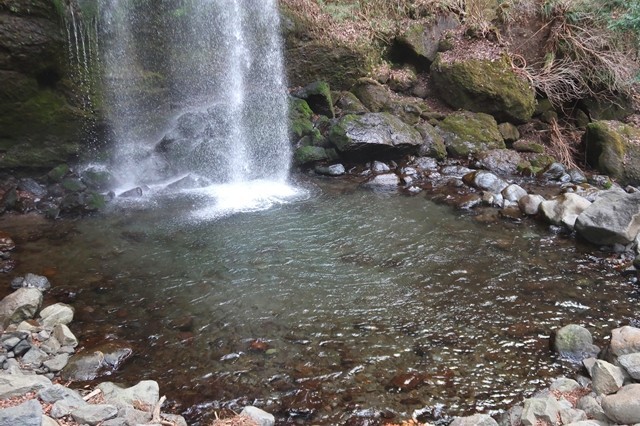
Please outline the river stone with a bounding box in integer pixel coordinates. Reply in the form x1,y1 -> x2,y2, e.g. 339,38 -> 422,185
39,302 -> 74,327
601,383 -> 640,424
477,149 -> 523,175
98,380 -> 159,409
450,414 -> 498,426
71,404 -> 118,425
40,336 -> 61,355
0,398 -> 42,426
21,346 -> 48,367
362,173 -> 400,188
583,357 -> 597,377
371,161 -> 391,173
502,184 -> 527,202
0,288 -> 43,327
575,191 -> 640,246
463,170 -> 508,194
329,112 -> 422,158
554,324 -> 600,362
0,371 -> 52,398
521,396 -> 562,426
550,378 -> 581,394
62,342 -> 132,381
609,326 -> 640,357
116,406 -> 152,425
10,273 -> 50,291
577,395 -> 608,422
241,406 -> 275,426
39,383 -> 85,405
540,193 -> 591,229
518,194 -> 544,215
618,353 -> 640,379
315,164 -> 346,176
592,360 -> 626,396
43,353 -> 69,372
559,408 -> 587,424
53,324 -> 78,348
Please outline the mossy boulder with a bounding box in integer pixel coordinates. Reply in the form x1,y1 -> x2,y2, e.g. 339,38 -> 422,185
329,112 -> 422,159
289,97 -> 316,141
291,81 -> 335,118
294,146 -> 335,166
394,14 -> 460,65
351,79 -> 423,125
585,120 -> 640,186
430,54 -> 536,123
437,111 -> 505,158
335,91 -> 369,114
416,122 -> 447,160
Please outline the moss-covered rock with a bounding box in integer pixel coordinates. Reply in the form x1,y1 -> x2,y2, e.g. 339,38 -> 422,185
291,81 -> 335,118
394,14 -> 460,65
351,79 -> 423,125
289,97 -> 316,141
585,120 -> 640,186
415,122 -> 447,160
294,146 -> 331,166
329,112 -> 422,159
335,91 -> 369,114
498,122 -> 520,144
512,139 -> 545,154
430,54 -> 536,123
436,111 -> 505,158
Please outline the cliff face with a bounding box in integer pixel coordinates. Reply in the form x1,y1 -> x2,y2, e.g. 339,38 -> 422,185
0,0 -> 85,169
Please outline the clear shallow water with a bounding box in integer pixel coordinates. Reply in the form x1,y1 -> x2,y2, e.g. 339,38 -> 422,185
1,178 -> 638,424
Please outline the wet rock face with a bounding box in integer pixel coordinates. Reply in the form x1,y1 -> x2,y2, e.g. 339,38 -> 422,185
0,1 -> 84,168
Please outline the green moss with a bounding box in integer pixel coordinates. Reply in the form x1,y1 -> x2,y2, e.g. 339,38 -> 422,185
289,98 -> 315,140
437,111 -> 505,157
293,81 -> 335,118
430,54 -> 536,123
585,120 -> 640,185
328,114 -> 359,152
48,164 -> 70,182
528,154 -> 556,169
416,122 -> 447,160
294,146 -> 330,166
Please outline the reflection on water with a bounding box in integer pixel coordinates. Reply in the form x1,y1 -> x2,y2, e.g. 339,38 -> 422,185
0,178 -> 637,424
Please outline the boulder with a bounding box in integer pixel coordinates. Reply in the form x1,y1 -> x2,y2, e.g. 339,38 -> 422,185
540,194 -> 591,229
329,113 -> 422,158
294,146 -> 331,166
288,97 -> 316,141
291,81 -> 335,118
618,353 -> 640,379
430,54 -> 536,123
335,91 -> 369,114
601,384 -> 640,424
0,288 -> 43,327
521,396 -> 562,426
394,14 -> 460,64
585,120 -> 640,186
610,326 -> 640,356
575,190 -> 640,246
0,399 -> 42,426
71,404 -> 118,425
437,112 -> 505,158
498,122 -> 520,143
61,341 -> 133,381
591,360 -> 626,396
553,324 -> 600,362
350,79 -> 423,125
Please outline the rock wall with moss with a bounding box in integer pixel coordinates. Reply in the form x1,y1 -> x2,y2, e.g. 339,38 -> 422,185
0,0 -> 87,169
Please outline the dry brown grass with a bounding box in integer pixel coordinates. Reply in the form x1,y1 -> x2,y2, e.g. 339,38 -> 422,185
546,117 -> 582,170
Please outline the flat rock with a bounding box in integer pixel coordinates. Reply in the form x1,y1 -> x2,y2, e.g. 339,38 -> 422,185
39,303 -> 74,327
0,371 -> 52,399
618,353 -> 640,379
71,404 -> 118,425
601,383 -> 640,424
98,380 -> 159,408
591,359 -> 625,395
362,173 -> 400,188
0,398 -> 42,426
450,413 -> 498,426
610,326 -> 640,356
0,288 -> 43,327
38,384 -> 86,405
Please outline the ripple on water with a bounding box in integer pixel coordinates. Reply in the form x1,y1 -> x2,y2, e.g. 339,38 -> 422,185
0,179 -> 637,425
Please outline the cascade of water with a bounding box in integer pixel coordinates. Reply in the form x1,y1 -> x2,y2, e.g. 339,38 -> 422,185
95,0 -> 294,209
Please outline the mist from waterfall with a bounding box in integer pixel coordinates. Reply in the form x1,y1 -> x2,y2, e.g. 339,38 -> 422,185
93,0 -> 297,216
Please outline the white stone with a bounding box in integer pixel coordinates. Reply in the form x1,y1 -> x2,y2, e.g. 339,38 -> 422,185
39,303 -> 74,327
241,406 -> 276,426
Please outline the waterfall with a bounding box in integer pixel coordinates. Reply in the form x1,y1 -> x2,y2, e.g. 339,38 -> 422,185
93,0 -> 296,213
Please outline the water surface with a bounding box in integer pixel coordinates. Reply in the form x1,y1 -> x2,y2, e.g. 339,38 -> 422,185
1,178 -> 637,424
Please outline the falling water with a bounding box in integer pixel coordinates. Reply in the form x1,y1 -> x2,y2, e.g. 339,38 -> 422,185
95,0 -> 297,215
